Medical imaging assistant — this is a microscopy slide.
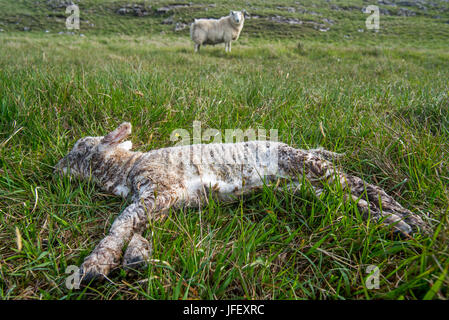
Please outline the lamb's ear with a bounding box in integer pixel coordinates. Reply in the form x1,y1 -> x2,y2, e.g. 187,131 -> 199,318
99,122 -> 132,150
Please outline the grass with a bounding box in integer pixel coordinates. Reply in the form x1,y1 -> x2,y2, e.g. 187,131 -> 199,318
0,0 -> 448,300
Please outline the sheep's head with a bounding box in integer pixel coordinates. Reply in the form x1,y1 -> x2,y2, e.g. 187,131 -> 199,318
55,122 -> 133,179
230,10 -> 244,25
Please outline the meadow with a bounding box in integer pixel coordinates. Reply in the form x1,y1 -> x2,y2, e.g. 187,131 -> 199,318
0,0 -> 448,299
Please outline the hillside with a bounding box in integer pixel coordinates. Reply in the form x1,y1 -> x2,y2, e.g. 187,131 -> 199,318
1,0 -> 449,47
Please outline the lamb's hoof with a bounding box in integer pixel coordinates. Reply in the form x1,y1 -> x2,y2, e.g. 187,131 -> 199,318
393,220 -> 413,236
386,207 -> 430,236
400,211 -> 429,235
79,254 -> 115,284
123,234 -> 152,272
79,262 -> 106,284
380,212 -> 413,236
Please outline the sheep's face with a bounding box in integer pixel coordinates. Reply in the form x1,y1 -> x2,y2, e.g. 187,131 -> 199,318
55,136 -> 102,178
55,122 -> 133,179
230,11 -> 244,25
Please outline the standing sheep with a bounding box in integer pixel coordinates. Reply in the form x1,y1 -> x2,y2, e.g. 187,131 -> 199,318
190,10 -> 246,53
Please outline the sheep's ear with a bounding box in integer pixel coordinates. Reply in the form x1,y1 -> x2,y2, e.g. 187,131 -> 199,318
99,122 -> 132,150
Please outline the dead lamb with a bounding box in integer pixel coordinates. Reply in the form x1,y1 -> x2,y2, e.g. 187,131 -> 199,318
55,122 -> 427,283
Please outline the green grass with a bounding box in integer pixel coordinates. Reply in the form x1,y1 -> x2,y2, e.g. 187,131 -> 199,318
0,0 -> 448,300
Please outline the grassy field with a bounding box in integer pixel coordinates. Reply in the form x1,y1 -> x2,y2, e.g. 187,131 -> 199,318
0,0 -> 448,300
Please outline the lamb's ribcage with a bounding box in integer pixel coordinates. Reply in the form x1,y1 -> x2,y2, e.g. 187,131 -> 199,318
181,141 -> 288,202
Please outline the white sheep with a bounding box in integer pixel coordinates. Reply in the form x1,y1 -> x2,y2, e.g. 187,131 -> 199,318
55,122 -> 427,283
190,10 -> 245,53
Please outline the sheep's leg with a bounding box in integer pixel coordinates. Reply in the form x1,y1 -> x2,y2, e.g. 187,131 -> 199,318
194,43 -> 200,53
79,202 -> 145,283
280,146 -> 427,235
122,187 -> 192,270
225,42 -> 229,53
316,173 -> 425,234
123,233 -> 152,271
308,147 -> 344,162
228,41 -> 232,52
79,191 -> 179,283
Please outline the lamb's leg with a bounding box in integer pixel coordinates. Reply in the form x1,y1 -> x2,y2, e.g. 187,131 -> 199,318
324,173 -> 425,234
280,146 -> 427,235
79,192 -> 178,283
79,202 -> 147,283
123,233 -> 152,271
308,147 -> 344,162
194,44 -> 200,53
228,41 -> 232,52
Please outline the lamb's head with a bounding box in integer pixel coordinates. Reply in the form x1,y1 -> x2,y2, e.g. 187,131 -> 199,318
230,10 -> 244,25
55,122 -> 133,179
